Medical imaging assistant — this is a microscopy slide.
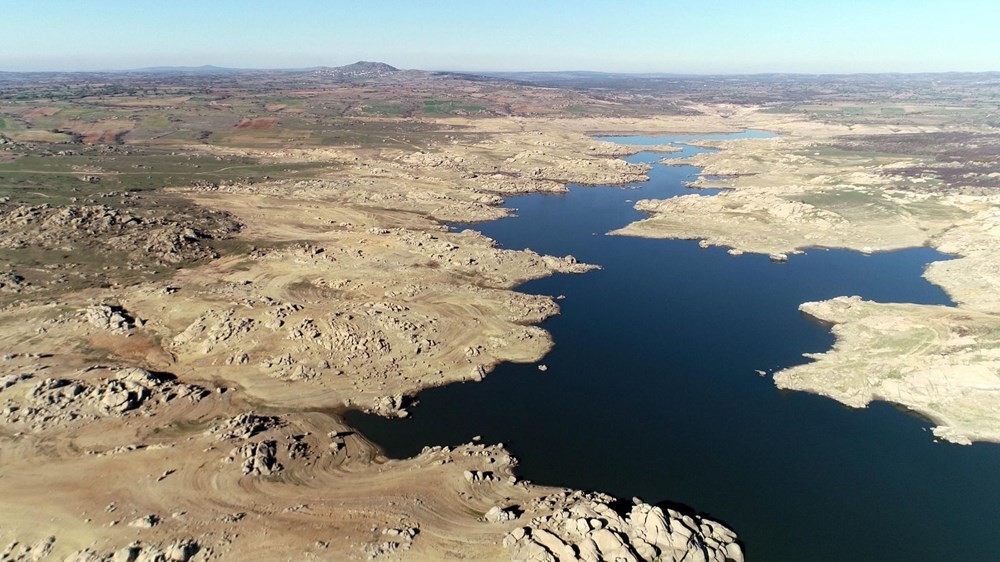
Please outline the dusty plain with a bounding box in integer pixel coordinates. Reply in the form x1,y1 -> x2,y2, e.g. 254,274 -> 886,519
0,64 -> 997,560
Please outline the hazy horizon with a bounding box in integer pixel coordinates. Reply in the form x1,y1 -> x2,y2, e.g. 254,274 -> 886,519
5,63 -> 1000,77
4,0 -> 1000,74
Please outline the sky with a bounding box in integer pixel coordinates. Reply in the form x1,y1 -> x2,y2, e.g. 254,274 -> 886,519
3,0 -> 998,74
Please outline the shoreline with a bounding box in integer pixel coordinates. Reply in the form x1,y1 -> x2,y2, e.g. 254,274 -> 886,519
609,114 -> 1000,445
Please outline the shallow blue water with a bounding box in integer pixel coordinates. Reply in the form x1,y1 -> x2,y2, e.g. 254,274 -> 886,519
347,132 -> 1000,561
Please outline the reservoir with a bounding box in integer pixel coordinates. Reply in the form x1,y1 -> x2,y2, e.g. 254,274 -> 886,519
347,132 -> 1000,561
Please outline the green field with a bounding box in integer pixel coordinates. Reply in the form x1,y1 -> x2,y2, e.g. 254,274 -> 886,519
0,146 -> 335,206
422,99 -> 485,114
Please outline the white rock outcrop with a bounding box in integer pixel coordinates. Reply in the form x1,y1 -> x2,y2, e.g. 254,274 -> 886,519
504,493 -> 742,562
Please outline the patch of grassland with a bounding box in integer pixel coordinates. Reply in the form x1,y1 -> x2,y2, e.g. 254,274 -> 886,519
361,103 -> 407,116
797,189 -> 885,209
6,130 -> 74,143
0,146 -> 336,206
799,146 -> 911,161
422,99 -> 485,115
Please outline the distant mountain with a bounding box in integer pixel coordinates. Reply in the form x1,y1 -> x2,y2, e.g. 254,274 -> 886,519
312,61 -> 399,79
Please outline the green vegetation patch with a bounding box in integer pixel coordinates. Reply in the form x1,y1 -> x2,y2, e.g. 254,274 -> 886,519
0,146 -> 335,206
422,99 -> 485,115
361,103 -> 407,116
797,189 -> 883,210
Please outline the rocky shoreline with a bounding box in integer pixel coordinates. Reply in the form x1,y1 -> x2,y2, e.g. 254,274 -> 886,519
613,114 -> 1000,445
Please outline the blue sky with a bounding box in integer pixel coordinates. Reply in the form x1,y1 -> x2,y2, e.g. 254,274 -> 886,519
3,0 -> 998,73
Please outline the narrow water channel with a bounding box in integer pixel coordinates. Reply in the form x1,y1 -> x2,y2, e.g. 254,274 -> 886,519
347,132 -> 1000,561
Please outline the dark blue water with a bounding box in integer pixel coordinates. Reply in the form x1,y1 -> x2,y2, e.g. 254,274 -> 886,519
347,132 -> 1000,562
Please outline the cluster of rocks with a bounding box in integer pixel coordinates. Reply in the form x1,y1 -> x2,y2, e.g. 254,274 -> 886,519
398,141 -> 649,191
171,289 -> 435,388
0,271 -> 28,293
83,304 -> 136,334
1,367 -> 208,431
1,536 -> 54,562
404,228 -> 597,285
211,413 -> 330,475
504,492 -> 743,562
365,527 -> 418,560
369,394 -> 408,417
398,150 -> 473,170
290,314 -> 393,361
0,204 -> 240,266
0,371 -> 33,392
463,469 -> 497,483
169,308 -> 254,361
208,413 -> 283,441
157,224 -> 595,404
232,440 -> 281,476
184,179 -> 282,195
128,514 -> 161,529
477,176 -> 569,195
172,297 -> 402,380
173,309 -> 255,355
64,539 -> 200,562
4,536 -> 199,562
259,355 -> 321,381
485,505 -> 519,523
